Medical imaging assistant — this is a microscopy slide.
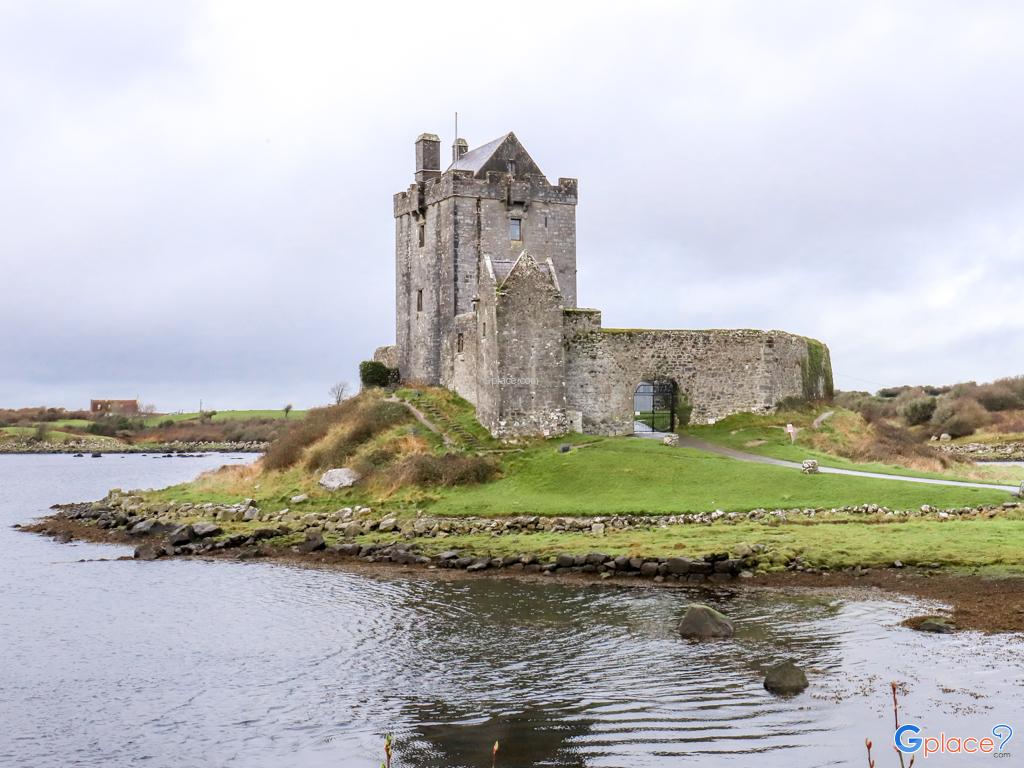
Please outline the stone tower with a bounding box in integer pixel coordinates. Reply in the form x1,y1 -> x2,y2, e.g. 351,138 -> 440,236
392,132 -> 579,389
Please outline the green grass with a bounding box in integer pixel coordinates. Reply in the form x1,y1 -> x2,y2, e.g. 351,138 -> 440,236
0,426 -> 92,443
141,409 -> 307,427
683,409 -> 1010,483
634,410 -> 673,431
403,513 -> 1024,573
425,438 -> 1011,516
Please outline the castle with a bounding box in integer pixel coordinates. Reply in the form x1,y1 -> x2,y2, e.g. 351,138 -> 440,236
374,131 -> 833,438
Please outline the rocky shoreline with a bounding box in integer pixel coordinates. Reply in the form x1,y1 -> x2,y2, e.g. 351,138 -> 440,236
26,489 -> 1024,584
0,439 -> 267,455
24,500 -> 1024,634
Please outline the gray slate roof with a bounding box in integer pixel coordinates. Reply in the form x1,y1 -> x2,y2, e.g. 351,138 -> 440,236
448,134 -> 510,173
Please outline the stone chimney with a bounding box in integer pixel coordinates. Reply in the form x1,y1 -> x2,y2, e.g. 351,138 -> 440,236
452,138 -> 468,164
415,133 -> 441,184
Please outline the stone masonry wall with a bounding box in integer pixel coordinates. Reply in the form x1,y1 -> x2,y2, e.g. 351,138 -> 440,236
565,313 -> 828,434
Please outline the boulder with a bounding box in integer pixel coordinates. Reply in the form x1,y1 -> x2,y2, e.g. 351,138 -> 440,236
133,544 -> 160,561
128,519 -> 157,536
295,532 -> 326,553
915,616 -> 955,634
319,468 -> 361,491
801,459 -> 820,475
192,522 -> 222,539
167,525 -> 195,545
662,434 -> 679,447
290,494 -> 309,504
377,517 -> 399,533
763,660 -> 809,695
677,604 -> 735,640
243,507 -> 260,522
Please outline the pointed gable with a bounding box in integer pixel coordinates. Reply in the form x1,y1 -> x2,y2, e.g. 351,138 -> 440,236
492,250 -> 562,296
449,132 -> 545,179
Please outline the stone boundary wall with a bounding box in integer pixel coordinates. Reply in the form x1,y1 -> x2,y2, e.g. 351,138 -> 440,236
565,319 -> 828,434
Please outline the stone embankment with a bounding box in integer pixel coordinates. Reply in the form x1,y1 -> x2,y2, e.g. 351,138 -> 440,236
41,490 -> 1022,583
937,441 -> 1024,462
0,439 -> 267,455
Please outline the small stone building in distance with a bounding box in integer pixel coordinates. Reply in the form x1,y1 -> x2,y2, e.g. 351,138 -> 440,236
375,131 -> 832,438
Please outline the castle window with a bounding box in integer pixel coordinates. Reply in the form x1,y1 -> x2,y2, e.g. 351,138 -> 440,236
418,221 -> 425,247
416,289 -> 423,312
456,333 -> 464,353
507,160 -> 516,176
544,214 -> 548,228
509,218 -> 522,241
482,322 -> 487,338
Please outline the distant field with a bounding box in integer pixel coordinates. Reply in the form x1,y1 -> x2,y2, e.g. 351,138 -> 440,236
0,426 -> 97,443
142,409 -> 306,426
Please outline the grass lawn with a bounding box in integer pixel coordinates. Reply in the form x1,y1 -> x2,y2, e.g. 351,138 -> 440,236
427,439 -> 1013,516
142,409 -> 307,426
685,410 -> 1024,485
399,513 -> 1024,573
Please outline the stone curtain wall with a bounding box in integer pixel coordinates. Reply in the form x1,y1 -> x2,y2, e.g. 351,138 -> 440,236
565,317 -> 829,434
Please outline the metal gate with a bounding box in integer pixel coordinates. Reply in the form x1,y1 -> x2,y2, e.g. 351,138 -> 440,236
633,381 -> 676,433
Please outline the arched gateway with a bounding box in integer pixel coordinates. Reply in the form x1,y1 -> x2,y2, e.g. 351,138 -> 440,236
633,380 -> 677,434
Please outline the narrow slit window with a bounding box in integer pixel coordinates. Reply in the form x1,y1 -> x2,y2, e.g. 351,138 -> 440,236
416,289 -> 423,312
456,333 -> 464,353
482,322 -> 487,338
507,160 -> 516,176
418,222 -> 425,247
509,218 -> 522,241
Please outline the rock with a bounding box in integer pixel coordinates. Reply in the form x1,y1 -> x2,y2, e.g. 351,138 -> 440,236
662,433 -> 679,446
677,604 -> 735,640
801,459 -> 820,475
243,507 -> 259,522
167,525 -> 195,545
555,553 -> 576,568
319,468 -> 361,490
557,443 -> 572,453
915,616 -> 955,634
939,433 -> 952,442
665,557 -> 691,575
590,523 -> 606,536
437,550 -> 460,560
584,552 -> 608,565
377,517 -> 399,533
133,544 -> 160,561
466,558 -> 490,572
295,532 -> 326,553
639,561 -> 660,578
764,660 -> 809,695
290,494 -> 309,504
192,522 -> 222,539
128,519 -> 157,536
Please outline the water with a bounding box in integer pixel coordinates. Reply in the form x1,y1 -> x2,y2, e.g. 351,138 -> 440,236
1,454 -> 1021,768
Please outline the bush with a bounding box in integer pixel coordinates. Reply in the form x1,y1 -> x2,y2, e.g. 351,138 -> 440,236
359,360 -> 398,389
974,383 -> 1021,412
899,396 -> 937,426
391,453 -> 499,486
930,397 -> 991,438
304,401 -> 410,471
263,401 -> 359,470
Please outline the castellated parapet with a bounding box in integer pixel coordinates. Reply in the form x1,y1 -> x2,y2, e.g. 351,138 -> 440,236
377,130 -> 832,438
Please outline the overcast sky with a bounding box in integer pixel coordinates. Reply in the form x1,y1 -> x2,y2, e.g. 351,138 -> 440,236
2,1 -> 1023,411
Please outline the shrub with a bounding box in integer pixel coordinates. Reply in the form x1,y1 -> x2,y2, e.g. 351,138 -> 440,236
899,396 -> 937,426
304,401 -> 410,471
391,453 -> 499,486
930,397 -> 991,438
263,401 -> 360,470
359,360 -> 398,389
973,383 -> 1021,412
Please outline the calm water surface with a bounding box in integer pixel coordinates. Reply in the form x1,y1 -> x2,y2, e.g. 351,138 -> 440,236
1,454 -> 1021,768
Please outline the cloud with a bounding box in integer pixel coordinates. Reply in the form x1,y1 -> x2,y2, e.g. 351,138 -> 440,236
1,1 -> 1022,408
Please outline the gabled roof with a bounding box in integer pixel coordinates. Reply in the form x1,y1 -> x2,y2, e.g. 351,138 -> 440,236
448,132 -> 545,179
450,134 -> 509,174
489,251 -> 561,294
